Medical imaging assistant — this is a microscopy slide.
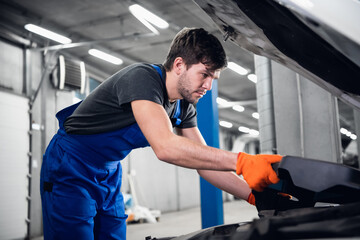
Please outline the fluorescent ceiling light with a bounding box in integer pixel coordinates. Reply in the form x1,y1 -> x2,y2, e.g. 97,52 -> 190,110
129,4 -> 169,35
219,120 -> 233,128
249,129 -> 259,136
232,104 -> 245,112
238,126 -> 259,136
340,128 -> 348,134
216,97 -> 232,107
24,24 -> 72,44
247,74 -> 257,83
340,127 -> 357,140
238,126 -> 250,133
88,49 -> 123,65
227,62 -> 248,75
252,112 -> 259,119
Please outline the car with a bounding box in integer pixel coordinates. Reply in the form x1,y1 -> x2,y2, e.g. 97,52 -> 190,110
149,156 -> 360,239
148,0 -> 360,239
194,0 -> 360,110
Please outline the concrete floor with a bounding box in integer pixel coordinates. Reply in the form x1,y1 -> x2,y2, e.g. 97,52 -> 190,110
127,200 -> 258,240
32,199 -> 258,240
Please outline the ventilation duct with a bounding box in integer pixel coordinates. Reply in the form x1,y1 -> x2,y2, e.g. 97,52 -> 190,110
51,55 -> 86,94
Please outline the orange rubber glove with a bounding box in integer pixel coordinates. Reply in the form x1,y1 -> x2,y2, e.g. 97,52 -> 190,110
247,192 -> 256,206
236,152 -> 282,192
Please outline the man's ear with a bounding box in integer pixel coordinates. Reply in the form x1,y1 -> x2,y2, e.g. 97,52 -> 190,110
173,57 -> 185,75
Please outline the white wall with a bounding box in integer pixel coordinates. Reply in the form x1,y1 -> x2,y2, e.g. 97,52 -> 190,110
121,147 -> 200,213
0,41 -> 23,94
0,91 -> 29,239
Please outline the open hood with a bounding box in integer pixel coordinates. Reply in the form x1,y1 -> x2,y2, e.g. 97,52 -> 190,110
194,0 -> 360,110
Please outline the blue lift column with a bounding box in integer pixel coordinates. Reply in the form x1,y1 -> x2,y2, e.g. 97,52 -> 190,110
196,80 -> 224,229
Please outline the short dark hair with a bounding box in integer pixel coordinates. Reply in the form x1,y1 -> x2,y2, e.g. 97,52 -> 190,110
163,27 -> 227,71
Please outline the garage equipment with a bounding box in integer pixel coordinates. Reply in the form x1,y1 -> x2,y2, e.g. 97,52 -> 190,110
126,170 -> 161,224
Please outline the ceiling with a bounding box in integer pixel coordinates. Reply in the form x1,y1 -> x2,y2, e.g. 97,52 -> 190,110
0,0 -> 356,138
0,0 -> 260,132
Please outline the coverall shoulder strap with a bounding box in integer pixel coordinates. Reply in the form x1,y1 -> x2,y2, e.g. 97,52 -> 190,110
150,64 -> 182,127
151,64 -> 163,79
173,100 -> 182,126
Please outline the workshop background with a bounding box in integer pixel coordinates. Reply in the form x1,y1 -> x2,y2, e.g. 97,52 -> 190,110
0,0 -> 359,239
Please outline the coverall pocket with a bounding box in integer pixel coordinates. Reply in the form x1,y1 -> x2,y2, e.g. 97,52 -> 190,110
47,194 -> 97,240
52,194 -> 97,217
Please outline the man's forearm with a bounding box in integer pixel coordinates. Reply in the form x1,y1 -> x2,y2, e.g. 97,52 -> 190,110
155,133 -> 237,171
197,169 -> 251,200
132,100 -> 237,172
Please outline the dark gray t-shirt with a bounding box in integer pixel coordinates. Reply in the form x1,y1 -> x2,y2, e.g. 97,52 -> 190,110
64,63 -> 197,134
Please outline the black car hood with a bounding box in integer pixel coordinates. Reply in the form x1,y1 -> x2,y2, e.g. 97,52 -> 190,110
194,0 -> 360,109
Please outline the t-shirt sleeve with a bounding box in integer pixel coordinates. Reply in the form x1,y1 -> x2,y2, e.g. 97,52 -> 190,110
114,64 -> 164,106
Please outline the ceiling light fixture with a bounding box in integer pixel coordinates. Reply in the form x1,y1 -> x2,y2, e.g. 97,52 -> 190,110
24,24 -> 72,44
88,49 -> 123,65
216,97 -> 232,107
249,129 -> 260,136
340,128 -> 348,134
232,104 -> 245,112
129,4 -> 169,35
247,74 -> 257,83
238,126 -> 250,133
238,126 -> 259,136
252,112 -> 259,119
219,120 -> 233,128
340,127 -> 357,140
227,62 -> 248,75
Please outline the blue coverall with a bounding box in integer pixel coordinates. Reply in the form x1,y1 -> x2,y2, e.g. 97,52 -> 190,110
40,65 -> 181,239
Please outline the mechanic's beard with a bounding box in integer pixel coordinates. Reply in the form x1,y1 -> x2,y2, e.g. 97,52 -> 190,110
177,72 -> 198,104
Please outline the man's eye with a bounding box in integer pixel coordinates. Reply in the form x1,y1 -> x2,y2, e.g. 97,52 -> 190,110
202,73 -> 208,78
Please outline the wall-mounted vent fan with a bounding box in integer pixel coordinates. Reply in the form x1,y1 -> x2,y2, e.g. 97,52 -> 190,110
51,55 -> 86,94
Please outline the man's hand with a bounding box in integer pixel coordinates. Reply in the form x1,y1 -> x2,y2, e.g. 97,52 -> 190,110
247,192 -> 256,206
236,152 -> 282,191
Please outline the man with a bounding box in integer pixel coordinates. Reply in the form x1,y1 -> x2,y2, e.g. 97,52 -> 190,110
40,27 -> 281,239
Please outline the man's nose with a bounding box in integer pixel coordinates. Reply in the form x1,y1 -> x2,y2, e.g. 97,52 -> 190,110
202,77 -> 213,90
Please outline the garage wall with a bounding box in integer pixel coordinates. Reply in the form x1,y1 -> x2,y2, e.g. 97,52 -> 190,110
0,41 -> 24,94
27,47 -> 45,238
0,91 -> 29,240
0,40 -> 28,239
121,147 -> 201,213
272,61 -> 342,162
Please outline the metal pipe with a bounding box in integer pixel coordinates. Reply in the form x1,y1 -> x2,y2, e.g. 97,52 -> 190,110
254,55 -> 277,154
24,46 -> 32,240
296,73 -> 305,157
